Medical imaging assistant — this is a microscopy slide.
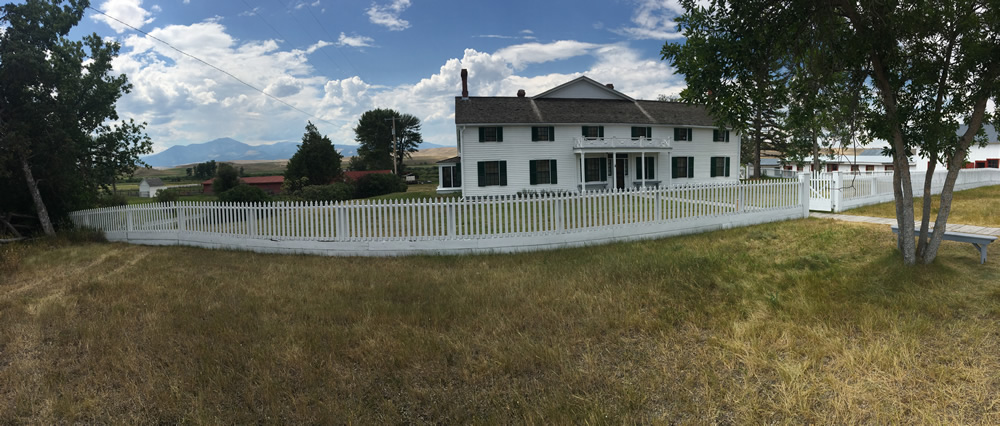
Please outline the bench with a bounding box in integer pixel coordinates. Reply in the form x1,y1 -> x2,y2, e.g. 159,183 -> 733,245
891,225 -> 997,264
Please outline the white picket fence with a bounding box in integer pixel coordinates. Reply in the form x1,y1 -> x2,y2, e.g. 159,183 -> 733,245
69,177 -> 810,256
818,168 -> 1000,212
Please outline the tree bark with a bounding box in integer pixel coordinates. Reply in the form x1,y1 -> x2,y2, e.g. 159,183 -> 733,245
916,153 -> 936,257
20,154 -> 55,236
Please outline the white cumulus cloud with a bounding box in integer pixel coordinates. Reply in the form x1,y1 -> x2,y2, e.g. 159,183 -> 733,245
367,0 -> 411,31
337,33 -> 374,48
92,0 -> 156,33
614,0 -> 702,40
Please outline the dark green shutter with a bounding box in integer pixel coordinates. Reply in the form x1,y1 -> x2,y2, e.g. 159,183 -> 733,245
479,127 -> 485,142
499,161 -> 507,186
635,157 -> 642,178
710,157 -> 717,177
598,126 -> 604,138
671,157 -> 679,179
529,160 -> 538,185
582,126 -> 588,136
674,128 -> 681,140
455,163 -> 462,186
550,160 -> 557,184
646,127 -> 652,138
687,157 -> 695,178
548,126 -> 555,141
725,157 -> 731,177
599,157 -> 607,180
496,127 -> 503,142
646,157 -> 654,179
477,162 -> 486,186
531,127 -> 538,141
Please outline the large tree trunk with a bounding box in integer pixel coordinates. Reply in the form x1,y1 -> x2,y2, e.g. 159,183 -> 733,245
20,154 -> 55,236
916,153 -> 937,257
811,128 -> 820,174
921,98 -> 989,264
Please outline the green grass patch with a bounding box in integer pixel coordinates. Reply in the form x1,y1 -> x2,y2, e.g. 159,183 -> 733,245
1,219 -> 998,422
842,184 -> 1000,227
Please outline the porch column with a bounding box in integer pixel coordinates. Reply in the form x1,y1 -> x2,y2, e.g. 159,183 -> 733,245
612,152 -> 617,190
666,152 -> 672,187
579,152 -> 585,191
641,151 -> 646,188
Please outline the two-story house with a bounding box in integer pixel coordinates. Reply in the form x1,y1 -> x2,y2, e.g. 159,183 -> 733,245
437,71 -> 741,197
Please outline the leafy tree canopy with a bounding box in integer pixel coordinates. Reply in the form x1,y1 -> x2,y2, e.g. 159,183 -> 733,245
284,122 -> 343,192
0,0 -> 151,235
353,108 -> 423,174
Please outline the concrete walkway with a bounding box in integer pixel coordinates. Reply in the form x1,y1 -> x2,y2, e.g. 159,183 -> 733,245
810,212 -> 1000,237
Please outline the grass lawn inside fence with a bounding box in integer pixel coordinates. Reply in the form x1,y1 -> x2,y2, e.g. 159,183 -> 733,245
2,217 -> 999,423
841,184 -> 1000,227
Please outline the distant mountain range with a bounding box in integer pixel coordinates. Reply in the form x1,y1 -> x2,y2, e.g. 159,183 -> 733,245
141,137 -> 448,167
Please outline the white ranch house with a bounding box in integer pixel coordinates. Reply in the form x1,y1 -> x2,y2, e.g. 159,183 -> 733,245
437,72 -> 741,197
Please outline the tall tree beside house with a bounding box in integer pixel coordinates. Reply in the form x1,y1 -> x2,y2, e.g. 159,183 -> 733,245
0,0 -> 151,235
284,122 -> 343,192
353,108 -> 423,173
661,0 -> 792,179
665,0 -> 999,265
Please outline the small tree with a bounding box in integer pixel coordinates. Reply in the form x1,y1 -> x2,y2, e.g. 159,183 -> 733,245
284,122 -> 343,193
213,163 -> 240,194
354,174 -> 407,198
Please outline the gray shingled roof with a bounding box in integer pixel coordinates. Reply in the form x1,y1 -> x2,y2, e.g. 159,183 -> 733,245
144,177 -> 165,187
454,97 -> 717,126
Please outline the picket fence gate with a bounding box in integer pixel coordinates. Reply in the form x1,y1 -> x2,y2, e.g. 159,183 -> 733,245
814,168 -> 1000,212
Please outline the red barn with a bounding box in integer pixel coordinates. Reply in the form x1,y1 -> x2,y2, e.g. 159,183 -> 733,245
202,176 -> 285,195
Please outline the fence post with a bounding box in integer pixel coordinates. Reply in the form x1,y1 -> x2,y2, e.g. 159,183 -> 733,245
555,197 -> 565,231
799,173 -> 810,218
832,172 -> 843,212
335,203 -> 345,240
447,202 -> 456,237
739,183 -> 746,212
125,206 -> 134,234
654,189 -> 663,221
175,202 -> 185,234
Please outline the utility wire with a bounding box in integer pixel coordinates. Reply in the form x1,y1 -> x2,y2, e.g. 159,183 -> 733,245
87,6 -> 337,127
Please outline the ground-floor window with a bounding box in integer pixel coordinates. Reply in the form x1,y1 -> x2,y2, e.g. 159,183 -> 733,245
673,156 -> 693,178
827,163 -> 839,172
477,161 -> 507,187
635,156 -> 655,179
710,156 -> 731,177
866,165 -> 875,171
529,159 -> 558,185
441,164 -> 461,188
584,157 -> 607,182
987,159 -> 999,168
884,165 -> 894,171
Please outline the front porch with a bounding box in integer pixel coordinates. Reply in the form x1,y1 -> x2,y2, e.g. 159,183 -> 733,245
573,137 -> 671,191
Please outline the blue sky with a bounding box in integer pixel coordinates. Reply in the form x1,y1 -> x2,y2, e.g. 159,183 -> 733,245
65,0 -> 694,153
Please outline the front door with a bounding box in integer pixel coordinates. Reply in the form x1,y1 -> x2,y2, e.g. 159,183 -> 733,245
615,157 -> 628,189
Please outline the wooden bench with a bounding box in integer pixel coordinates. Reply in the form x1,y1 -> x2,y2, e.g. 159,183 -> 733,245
891,225 -> 997,264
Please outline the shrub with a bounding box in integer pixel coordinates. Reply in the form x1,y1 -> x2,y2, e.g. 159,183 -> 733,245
354,173 -> 407,199
298,183 -> 354,202
218,184 -> 271,203
155,188 -> 181,203
95,193 -> 128,207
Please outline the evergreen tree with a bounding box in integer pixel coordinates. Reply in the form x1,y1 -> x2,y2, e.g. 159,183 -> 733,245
284,122 -> 343,192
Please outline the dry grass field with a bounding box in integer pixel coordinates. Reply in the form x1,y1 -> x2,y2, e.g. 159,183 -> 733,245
842,185 -> 1000,227
1,215 -> 998,422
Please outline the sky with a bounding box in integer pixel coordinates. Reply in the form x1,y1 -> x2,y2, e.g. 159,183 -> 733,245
55,0 -> 695,153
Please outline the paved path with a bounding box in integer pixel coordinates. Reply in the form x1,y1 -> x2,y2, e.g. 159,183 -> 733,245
811,212 -> 1000,237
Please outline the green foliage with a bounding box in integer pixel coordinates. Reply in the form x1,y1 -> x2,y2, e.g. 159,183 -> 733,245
192,161 -> 218,179
218,184 -> 271,203
353,173 -> 407,199
353,109 -> 423,173
154,188 -> 181,203
298,183 -> 354,202
213,163 -> 240,194
0,0 -> 151,230
95,193 -> 128,208
284,122 -> 344,192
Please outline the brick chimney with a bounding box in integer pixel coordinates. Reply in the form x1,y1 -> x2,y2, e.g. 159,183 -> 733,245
605,83 -> 614,89
461,69 -> 469,99
517,89 -> 526,97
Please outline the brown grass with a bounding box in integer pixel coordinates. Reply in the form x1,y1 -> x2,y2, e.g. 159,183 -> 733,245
842,184 -> 1000,227
1,219 -> 998,423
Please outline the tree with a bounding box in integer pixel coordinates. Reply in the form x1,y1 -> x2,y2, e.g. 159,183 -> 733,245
0,0 -> 151,235
213,163 -> 240,194
193,160 -> 218,179
353,108 -> 423,173
284,122 -> 343,192
665,0 -> 999,265
661,0 -> 791,179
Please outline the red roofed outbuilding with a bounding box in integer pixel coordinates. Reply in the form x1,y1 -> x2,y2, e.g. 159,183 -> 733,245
203,176 -> 285,195
341,170 -> 392,182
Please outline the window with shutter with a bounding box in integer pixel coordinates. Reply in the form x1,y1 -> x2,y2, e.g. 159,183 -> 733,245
532,126 -> 554,142
529,159 -> 556,185
673,156 -> 692,178
477,161 -> 505,186
713,129 -> 730,142
479,126 -> 502,142
674,128 -> 692,141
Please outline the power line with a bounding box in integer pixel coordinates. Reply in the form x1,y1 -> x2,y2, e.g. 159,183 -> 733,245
87,6 -> 337,127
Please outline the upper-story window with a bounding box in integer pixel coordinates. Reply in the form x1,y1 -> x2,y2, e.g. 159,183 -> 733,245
713,129 -> 730,142
532,126 -> 555,142
582,126 -> 604,139
631,127 -> 652,139
674,128 -> 693,141
479,126 -> 503,142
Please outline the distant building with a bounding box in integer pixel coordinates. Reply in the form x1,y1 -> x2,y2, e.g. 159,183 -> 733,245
202,176 -> 284,195
139,178 -> 167,197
